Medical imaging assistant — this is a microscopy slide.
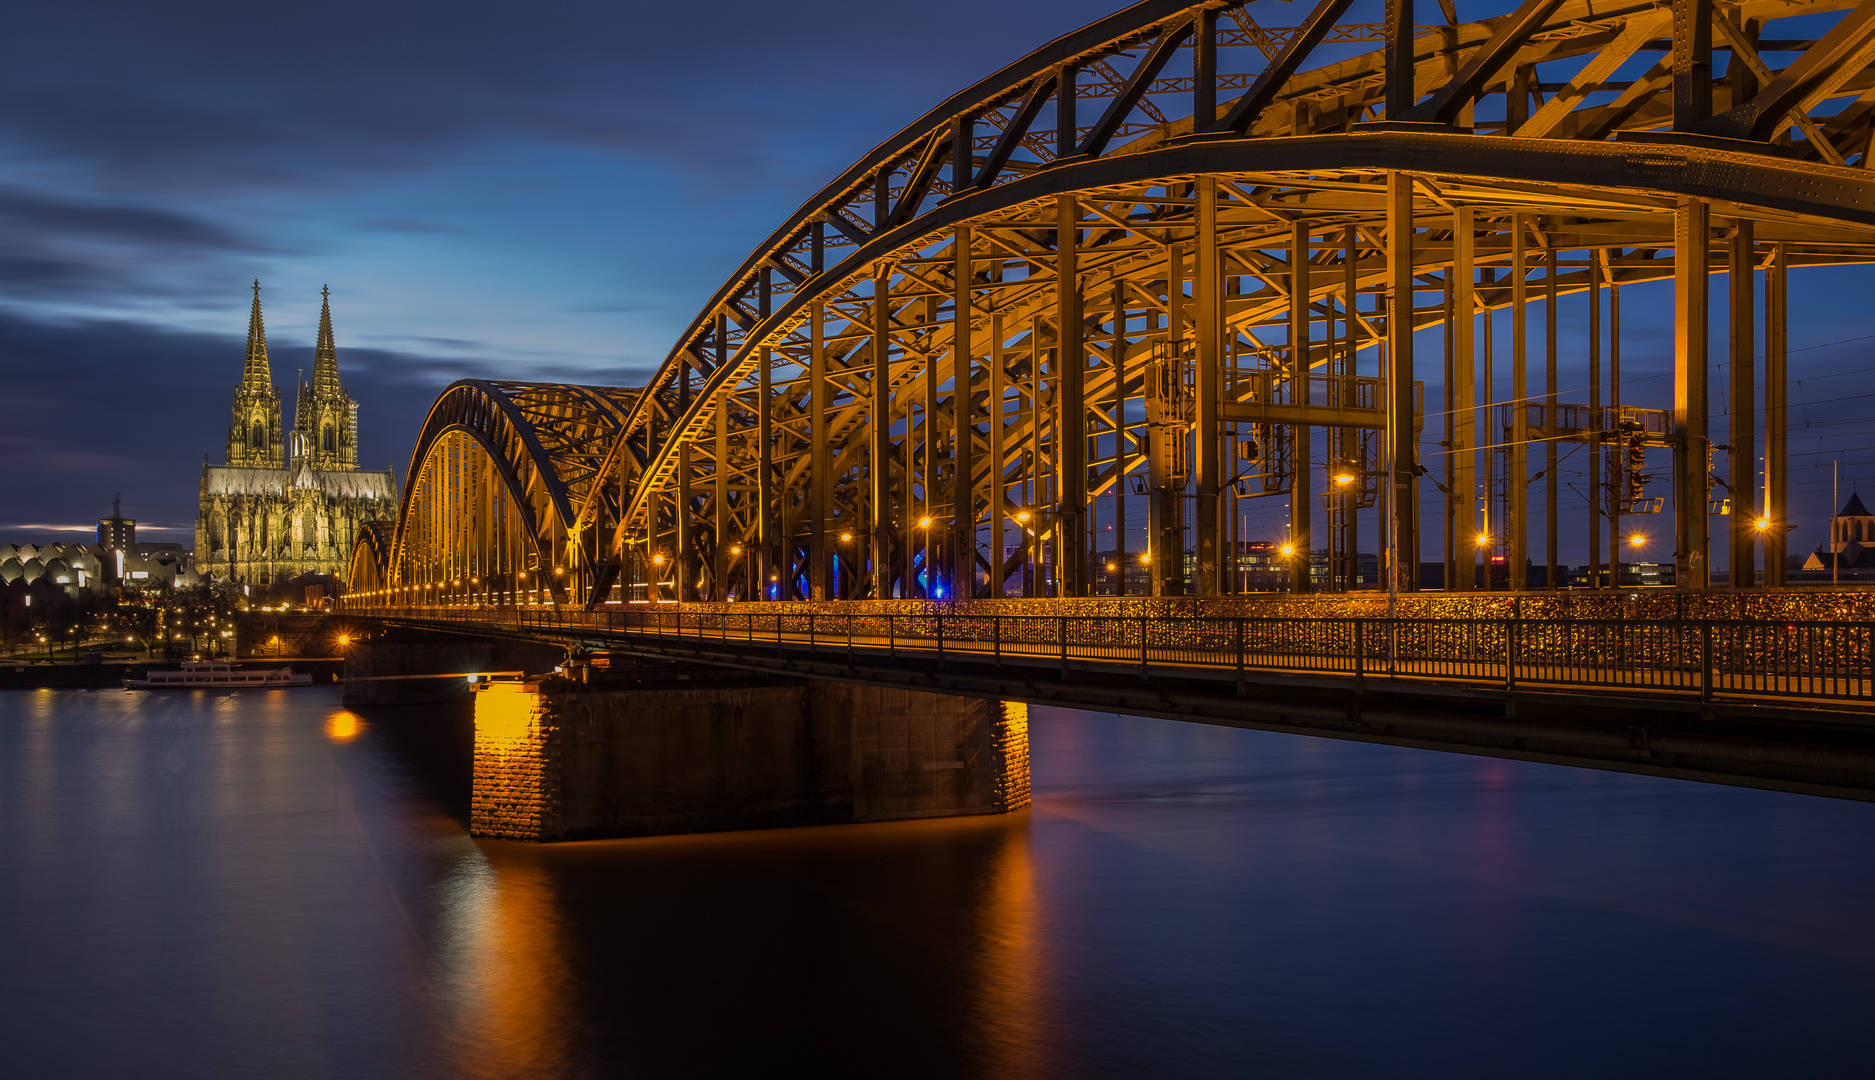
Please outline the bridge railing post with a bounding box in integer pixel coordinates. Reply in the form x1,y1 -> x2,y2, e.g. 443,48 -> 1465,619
1355,619 -> 1365,682
994,614 -> 1002,669
1140,614 -> 1148,677
1060,616 -> 1069,678
1234,618 -> 1245,695
1701,620 -> 1713,703
888,613 -> 894,656
1505,619 -> 1518,695
937,612 -> 944,669
808,612 -> 815,652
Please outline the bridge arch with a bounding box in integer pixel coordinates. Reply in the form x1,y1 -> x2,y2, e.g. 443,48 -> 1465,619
361,0 -> 1875,610
347,380 -> 637,607
566,0 -> 1875,605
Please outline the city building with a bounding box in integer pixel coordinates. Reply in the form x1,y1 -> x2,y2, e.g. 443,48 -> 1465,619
1801,492 -> 1875,575
97,494 -> 135,551
195,283 -> 395,585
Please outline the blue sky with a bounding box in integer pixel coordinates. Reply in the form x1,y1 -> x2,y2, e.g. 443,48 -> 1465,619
0,0 -> 1114,536
3,0 -> 1874,565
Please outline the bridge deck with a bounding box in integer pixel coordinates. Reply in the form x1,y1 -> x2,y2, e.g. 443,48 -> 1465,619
368,605 -> 1875,711
346,604 -> 1875,804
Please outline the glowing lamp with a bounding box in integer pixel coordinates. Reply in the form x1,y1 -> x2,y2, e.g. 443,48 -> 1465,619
1016,511 -> 1031,523
1754,517 -> 1771,532
1140,552 -> 1152,564
1334,473 -> 1356,486
1280,544 -> 1295,557
1628,532 -> 1646,548
1474,533 -> 1490,547
652,554 -> 666,565
840,532 -> 853,541
918,517 -> 933,528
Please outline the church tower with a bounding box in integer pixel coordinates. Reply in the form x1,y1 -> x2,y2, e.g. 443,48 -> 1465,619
295,286 -> 358,471
225,280 -> 284,468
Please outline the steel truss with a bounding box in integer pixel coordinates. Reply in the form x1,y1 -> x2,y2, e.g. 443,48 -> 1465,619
353,0 -> 1875,608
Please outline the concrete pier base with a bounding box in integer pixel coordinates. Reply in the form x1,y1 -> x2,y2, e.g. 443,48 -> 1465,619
472,671 -> 1030,841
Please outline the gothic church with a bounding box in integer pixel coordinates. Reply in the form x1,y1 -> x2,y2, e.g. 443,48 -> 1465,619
195,282 -> 396,584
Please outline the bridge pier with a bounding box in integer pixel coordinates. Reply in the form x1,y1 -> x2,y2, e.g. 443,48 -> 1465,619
472,670 -> 1030,842
342,627 -> 565,706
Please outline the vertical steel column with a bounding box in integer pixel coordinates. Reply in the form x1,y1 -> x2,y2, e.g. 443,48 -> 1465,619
871,267 -> 893,598
1452,208 -> 1476,591
1344,225 -> 1360,589
810,303 -> 828,599
1193,7 -> 1217,132
1057,194 -> 1086,596
1765,242 -> 1788,586
953,226 -> 976,597
1609,265 -> 1623,588
1058,64 -> 1078,157
1441,259 -> 1454,592
1545,244 -> 1558,589
1385,0 -> 1416,119
1290,219 -> 1312,594
1112,280 -> 1129,594
1387,172 -> 1416,592
1729,220 -> 1756,587
1672,0 -> 1714,130
1195,177 -> 1222,596
990,312 -> 1007,596
676,355 -> 693,602
1588,249 -> 1602,587
1675,197 -> 1711,590
921,297 -> 937,597
713,398 -> 728,599
756,270 -> 774,601
1510,216 -> 1529,591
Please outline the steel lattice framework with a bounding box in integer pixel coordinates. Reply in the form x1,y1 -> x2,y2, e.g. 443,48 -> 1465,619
354,0 -> 1875,610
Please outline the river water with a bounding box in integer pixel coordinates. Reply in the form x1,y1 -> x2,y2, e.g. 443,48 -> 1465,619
2,687 -> 1872,1079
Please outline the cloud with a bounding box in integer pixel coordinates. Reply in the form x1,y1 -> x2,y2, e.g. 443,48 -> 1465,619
355,218 -> 461,235
0,310 -> 564,534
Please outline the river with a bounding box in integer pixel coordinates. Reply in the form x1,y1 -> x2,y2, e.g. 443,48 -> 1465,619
1,686 -> 1871,1078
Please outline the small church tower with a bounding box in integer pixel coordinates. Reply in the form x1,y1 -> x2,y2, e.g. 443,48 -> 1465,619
295,286 -> 358,472
225,280 -> 284,468
1832,492 -> 1875,550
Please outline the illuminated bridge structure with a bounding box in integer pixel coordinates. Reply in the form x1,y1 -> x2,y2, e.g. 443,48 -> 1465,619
344,0 -> 1875,803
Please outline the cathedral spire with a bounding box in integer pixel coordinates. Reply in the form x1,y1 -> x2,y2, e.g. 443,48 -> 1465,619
313,285 -> 341,396
242,279 -> 272,388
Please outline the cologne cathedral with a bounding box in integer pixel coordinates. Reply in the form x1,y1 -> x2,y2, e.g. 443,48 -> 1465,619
195,282 -> 396,585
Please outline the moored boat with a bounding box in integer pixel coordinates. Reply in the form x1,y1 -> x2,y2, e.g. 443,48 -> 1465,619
123,661 -> 314,689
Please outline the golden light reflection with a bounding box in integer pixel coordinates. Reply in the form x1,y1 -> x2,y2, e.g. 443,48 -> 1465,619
964,815 -> 1045,1072
324,710 -> 364,743
435,849 -> 577,1080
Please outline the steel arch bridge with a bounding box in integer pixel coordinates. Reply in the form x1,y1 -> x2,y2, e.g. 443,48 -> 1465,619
353,0 -> 1875,611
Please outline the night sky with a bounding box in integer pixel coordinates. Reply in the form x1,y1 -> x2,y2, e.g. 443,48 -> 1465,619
4,0 -> 1874,565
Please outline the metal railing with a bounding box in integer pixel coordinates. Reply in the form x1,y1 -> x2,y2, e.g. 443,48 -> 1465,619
356,604 -> 1875,708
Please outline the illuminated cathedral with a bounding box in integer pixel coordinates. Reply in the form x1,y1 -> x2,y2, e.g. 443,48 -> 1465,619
195,282 -> 396,585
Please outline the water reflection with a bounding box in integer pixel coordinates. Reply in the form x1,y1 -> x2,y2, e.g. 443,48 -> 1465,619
3,689 -> 1875,1078
427,813 -> 1047,1079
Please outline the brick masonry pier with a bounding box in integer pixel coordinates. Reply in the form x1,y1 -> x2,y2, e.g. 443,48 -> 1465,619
471,668 -> 1030,842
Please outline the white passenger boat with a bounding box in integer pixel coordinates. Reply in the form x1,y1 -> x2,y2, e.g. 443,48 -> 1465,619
123,661 -> 314,690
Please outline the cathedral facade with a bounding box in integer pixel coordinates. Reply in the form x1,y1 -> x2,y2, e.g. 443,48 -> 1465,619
195,283 -> 396,585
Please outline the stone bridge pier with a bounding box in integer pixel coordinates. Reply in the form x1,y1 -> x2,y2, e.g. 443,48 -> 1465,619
472,668 -> 1030,841
346,627 -> 1030,841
